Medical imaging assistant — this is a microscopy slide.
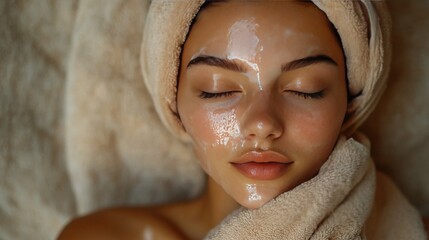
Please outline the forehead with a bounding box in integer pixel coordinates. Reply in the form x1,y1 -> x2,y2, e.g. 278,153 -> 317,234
183,1 -> 341,61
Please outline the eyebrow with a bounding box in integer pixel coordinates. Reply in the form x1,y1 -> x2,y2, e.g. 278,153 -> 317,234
187,55 -> 247,72
187,54 -> 337,73
281,54 -> 338,72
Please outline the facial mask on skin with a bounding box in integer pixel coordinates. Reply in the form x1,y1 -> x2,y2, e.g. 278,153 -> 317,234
227,18 -> 263,91
208,109 -> 241,147
195,18 -> 290,208
246,184 -> 262,202
176,2 -> 348,210
212,73 -> 221,92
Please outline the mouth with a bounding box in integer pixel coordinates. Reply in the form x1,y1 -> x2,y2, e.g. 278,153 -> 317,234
231,151 -> 293,181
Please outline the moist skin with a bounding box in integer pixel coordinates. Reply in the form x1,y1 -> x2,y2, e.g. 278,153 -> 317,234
177,1 -> 347,209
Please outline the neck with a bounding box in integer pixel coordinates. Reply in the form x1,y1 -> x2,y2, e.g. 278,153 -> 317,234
199,176 -> 241,229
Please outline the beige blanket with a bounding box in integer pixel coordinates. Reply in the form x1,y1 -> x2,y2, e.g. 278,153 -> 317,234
205,138 -> 426,239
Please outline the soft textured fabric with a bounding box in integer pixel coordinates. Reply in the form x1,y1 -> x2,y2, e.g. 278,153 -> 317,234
64,0 -> 204,214
141,0 -> 391,140
312,0 -> 391,136
204,138 -> 426,239
0,2 -> 78,240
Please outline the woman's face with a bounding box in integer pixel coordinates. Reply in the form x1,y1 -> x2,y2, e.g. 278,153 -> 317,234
177,1 -> 347,209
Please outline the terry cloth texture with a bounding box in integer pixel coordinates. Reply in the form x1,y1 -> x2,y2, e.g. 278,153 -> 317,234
141,0 -> 391,140
64,0 -> 204,214
204,138 -> 426,239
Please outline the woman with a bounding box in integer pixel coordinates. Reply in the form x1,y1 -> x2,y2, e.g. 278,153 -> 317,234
59,1 -> 427,239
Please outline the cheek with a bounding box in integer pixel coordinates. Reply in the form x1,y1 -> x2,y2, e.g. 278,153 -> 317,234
180,110 -> 212,171
207,109 -> 242,147
287,101 -> 345,158
180,108 -> 212,154
180,105 -> 244,170
182,108 -> 242,148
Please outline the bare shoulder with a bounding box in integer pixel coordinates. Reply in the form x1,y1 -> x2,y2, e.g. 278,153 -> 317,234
57,207 -> 187,240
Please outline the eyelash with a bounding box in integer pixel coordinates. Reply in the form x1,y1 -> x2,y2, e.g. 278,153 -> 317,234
288,90 -> 325,99
199,91 -> 236,99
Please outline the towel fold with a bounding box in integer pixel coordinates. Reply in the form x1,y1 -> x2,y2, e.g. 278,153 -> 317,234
204,137 -> 426,239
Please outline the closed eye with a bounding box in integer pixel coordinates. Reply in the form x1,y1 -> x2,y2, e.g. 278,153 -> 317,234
287,90 -> 325,99
199,91 -> 240,99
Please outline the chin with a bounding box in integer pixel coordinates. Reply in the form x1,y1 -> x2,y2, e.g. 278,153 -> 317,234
234,189 -> 279,210
240,199 -> 267,209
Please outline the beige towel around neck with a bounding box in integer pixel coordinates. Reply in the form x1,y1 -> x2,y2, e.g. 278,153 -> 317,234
204,137 -> 426,239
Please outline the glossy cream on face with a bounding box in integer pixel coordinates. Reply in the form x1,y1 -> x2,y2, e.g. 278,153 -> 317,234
177,2 -> 347,210
212,73 -> 221,92
208,109 -> 241,147
246,184 -> 262,202
227,18 -> 263,90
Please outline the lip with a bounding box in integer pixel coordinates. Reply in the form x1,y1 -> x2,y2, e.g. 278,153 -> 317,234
231,151 -> 293,180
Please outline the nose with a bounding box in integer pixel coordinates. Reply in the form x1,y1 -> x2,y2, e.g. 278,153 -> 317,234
241,94 -> 283,142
